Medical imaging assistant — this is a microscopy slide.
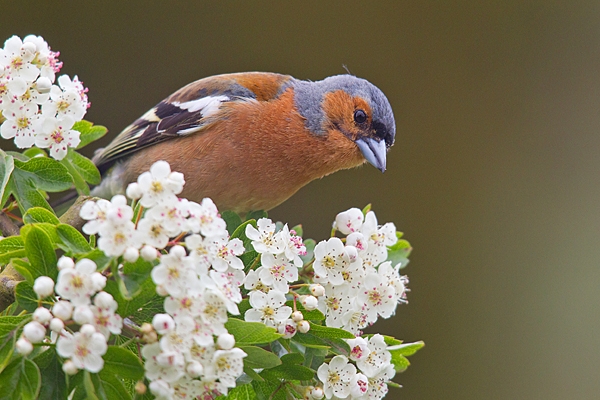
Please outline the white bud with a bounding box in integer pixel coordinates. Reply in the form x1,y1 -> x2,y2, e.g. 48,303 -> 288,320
23,321 -> 46,343
123,247 -> 140,263
152,314 -> 175,335
301,295 -> 319,310
297,320 -> 310,334
35,76 -> 52,93
32,307 -> 52,324
149,380 -> 173,398
217,333 -> 235,350
79,324 -> 96,336
311,387 -> 324,399
49,318 -> 64,332
126,182 -> 142,200
57,256 -> 75,270
170,245 -> 186,258
16,337 -> 33,355
155,285 -> 168,296
310,284 -> 325,297
73,305 -> 94,325
93,291 -> 115,309
141,245 -> 158,261
33,276 -> 55,298
62,360 -> 79,375
90,272 -> 107,292
186,361 -> 204,377
21,42 -> 37,55
292,311 -> 304,322
52,301 -> 73,321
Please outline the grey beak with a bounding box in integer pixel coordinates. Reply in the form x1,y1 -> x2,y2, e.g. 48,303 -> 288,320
356,137 -> 387,173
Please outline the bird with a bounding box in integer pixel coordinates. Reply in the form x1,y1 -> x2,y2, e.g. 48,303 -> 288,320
91,72 -> 396,214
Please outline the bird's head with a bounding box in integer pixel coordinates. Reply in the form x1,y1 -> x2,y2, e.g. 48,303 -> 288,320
292,74 -> 396,172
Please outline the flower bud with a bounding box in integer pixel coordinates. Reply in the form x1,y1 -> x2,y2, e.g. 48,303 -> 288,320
49,318 -> 64,332
35,76 -> 52,93
135,381 -> 147,395
292,311 -> 304,322
90,272 -> 107,292
23,321 -> 46,343
155,285 -> 168,296
123,247 -> 139,263
33,276 -> 55,298
73,305 -> 94,325
152,314 -> 175,334
186,361 -> 204,377
79,324 -> 96,336
311,387 -> 324,399
141,245 -> 158,261
301,295 -> 319,310
94,291 -> 115,309
309,284 -> 325,297
217,333 -> 235,350
297,320 -> 310,334
33,307 -> 52,324
126,182 -> 142,200
16,337 -> 33,355
62,360 -> 79,375
52,301 -> 73,321
57,256 -> 75,270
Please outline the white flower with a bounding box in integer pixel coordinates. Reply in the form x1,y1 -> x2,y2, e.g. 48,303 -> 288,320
42,75 -> 88,121
356,334 -> 392,378
245,290 -> 292,327
0,36 -> 40,82
149,379 -> 174,399
346,337 -> 371,362
277,319 -> 298,339
317,355 -> 357,399
357,271 -> 397,323
184,234 -> 215,274
280,224 -> 305,266
378,262 -> 409,304
211,236 -> 244,272
208,270 -> 244,315
216,333 -> 235,350
73,305 -> 94,325
164,294 -> 204,319
151,246 -> 197,297
23,35 -> 62,81
313,238 -> 352,286
142,342 -> 185,383
56,325 -> 108,373
137,161 -> 184,207
33,276 -> 54,298
359,212 -> 397,268
355,364 -> 395,400
80,199 -> 111,235
0,100 -> 41,148
35,115 -> 80,160
257,252 -> 299,292
245,218 -> 285,254
301,295 -> 319,310
186,198 -> 227,237
55,259 -> 103,306
211,348 -> 247,388
90,291 -> 122,339
98,220 -> 138,257
144,200 -> 189,237
318,283 -> 353,329
334,207 -> 364,234
136,217 -> 171,250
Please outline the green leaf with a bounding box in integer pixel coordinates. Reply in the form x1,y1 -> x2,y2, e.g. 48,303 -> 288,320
0,315 -> 30,374
15,282 -> 39,312
216,383 -> 257,400
56,223 -> 92,254
246,210 -> 268,221
7,177 -> 51,212
292,324 -> 353,354
0,150 -> 14,208
21,148 -> 46,159
106,279 -> 162,324
386,237 -> 412,268
73,120 -> 108,149
84,371 -> 100,400
290,224 -> 303,237
362,203 -> 372,215
66,150 -> 101,185
389,340 -> 425,372
261,363 -> 314,382
307,323 -> 354,340
22,207 -> 60,225
21,222 -> 59,246
252,379 -> 286,400
81,248 -> 113,272
101,346 -> 144,380
303,346 -> 327,370
222,211 -> 243,236
0,357 -> 41,400
60,156 -> 89,195
0,236 -> 25,264
13,157 -> 73,192
11,260 -> 33,285
239,346 -> 282,370
225,318 -> 282,345
24,225 -> 57,281
121,258 -> 154,298
35,352 -> 67,400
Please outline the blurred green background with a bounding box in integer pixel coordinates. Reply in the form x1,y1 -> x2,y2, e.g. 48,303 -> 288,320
3,1 -> 600,398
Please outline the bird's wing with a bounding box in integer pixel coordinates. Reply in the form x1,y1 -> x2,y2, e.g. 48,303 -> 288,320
92,72 -> 294,173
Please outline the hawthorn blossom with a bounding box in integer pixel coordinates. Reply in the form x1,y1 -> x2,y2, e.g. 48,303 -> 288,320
211,348 -> 247,388
245,290 -> 292,327
356,335 -> 392,378
35,115 -> 80,160
334,207 -> 364,234
135,160 -> 184,207
313,237 -> 352,286
0,100 -> 41,148
55,258 -> 105,306
211,236 -> 244,272
151,246 -> 197,297
257,252 -> 299,292
56,325 -> 108,373
317,355 -> 358,399
245,218 -> 285,254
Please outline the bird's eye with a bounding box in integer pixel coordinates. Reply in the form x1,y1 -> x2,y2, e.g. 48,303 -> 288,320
353,109 -> 367,124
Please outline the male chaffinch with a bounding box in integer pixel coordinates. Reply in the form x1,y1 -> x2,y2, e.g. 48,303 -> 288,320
91,72 -> 396,213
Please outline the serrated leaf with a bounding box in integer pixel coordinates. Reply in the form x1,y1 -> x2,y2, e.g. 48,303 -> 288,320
121,258 -> 154,298
216,383 -> 257,400
261,363 -> 314,382
35,352 -> 67,400
239,346 -> 282,370
21,148 -> 46,159
0,236 -> 25,264
225,318 -> 282,345
0,357 -> 41,400
303,346 -> 327,370
101,346 -> 144,380
7,177 -> 51,212
66,150 -> 101,185
11,259 -> 33,285
56,223 -> 92,254
13,157 -> 73,192
252,379 -> 286,400
0,150 -> 14,208
60,156 -> 89,195
22,207 -> 60,225
73,120 -> 108,149
105,279 -> 162,324
15,282 -> 38,312
307,323 -> 355,340
293,324 -> 352,354
21,222 -> 59,246
24,225 -> 57,281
